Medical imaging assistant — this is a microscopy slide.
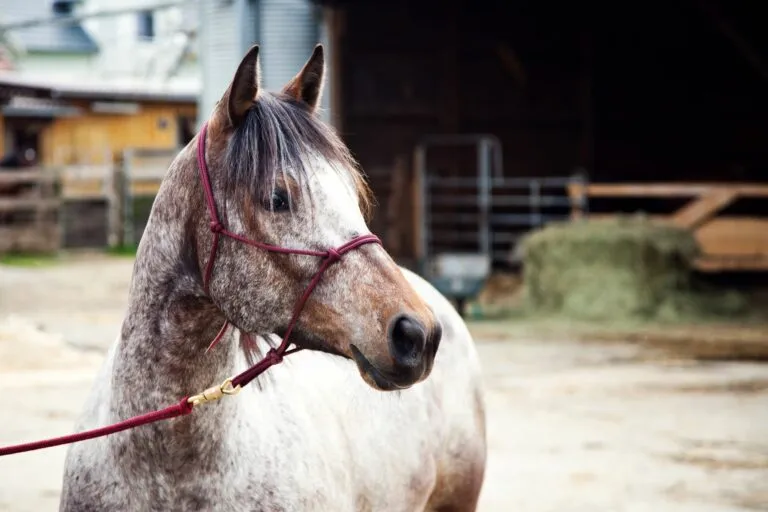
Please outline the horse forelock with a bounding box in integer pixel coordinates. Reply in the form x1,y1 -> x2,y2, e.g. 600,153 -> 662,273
222,92 -> 374,222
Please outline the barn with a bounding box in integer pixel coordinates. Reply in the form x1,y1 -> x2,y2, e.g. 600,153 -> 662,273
198,0 -> 768,276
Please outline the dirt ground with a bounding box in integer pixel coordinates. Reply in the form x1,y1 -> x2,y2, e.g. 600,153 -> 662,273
1,254 -> 767,512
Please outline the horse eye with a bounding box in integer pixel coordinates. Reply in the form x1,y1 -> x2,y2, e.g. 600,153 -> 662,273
267,190 -> 290,212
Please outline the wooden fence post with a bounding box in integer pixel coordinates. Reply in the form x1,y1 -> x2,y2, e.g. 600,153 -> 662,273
568,169 -> 589,220
385,155 -> 407,259
122,149 -> 135,248
107,155 -> 121,249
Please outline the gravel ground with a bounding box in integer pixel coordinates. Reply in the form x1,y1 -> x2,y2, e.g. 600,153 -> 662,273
1,254 -> 767,512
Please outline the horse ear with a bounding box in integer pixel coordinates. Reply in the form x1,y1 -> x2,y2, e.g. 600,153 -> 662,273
282,44 -> 325,112
223,44 -> 261,128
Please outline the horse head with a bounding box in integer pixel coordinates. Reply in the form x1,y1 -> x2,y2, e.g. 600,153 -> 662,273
194,44 -> 441,391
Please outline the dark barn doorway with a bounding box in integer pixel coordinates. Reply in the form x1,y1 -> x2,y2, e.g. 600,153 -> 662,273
315,0 -> 767,264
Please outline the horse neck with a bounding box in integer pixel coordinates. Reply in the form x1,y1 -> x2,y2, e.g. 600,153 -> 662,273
110,165 -> 238,421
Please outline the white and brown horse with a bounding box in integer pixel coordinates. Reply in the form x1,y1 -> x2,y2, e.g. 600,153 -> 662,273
59,45 -> 486,511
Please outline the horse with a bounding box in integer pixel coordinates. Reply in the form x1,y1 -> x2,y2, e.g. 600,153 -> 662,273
59,44 -> 487,511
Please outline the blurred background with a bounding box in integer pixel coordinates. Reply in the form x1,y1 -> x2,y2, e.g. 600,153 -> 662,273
1,0 -> 767,510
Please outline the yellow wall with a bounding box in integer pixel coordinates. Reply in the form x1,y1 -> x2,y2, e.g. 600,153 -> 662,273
42,102 -> 197,166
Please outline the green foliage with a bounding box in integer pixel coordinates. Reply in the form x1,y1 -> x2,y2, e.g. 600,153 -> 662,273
105,244 -> 138,258
0,252 -> 60,267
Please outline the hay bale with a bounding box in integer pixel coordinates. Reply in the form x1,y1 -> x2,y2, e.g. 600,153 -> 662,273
520,216 -> 718,321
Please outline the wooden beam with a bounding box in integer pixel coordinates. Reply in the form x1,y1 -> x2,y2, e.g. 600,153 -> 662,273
572,183 -> 768,198
0,197 -> 59,212
385,155 -> 407,258
0,170 -> 56,185
578,214 -> 671,224
567,182 -> 586,220
326,7 -> 345,133
412,147 -> 426,265
671,188 -> 737,229
694,217 -> 768,259
695,256 -> 768,272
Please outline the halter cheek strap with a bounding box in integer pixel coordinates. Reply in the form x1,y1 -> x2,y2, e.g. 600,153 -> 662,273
0,121 -> 382,457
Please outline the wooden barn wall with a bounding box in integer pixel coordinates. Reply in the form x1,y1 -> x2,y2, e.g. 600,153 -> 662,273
591,1 -> 768,184
41,100 -> 195,249
338,2 -> 584,175
335,1 -> 585,260
41,101 -> 197,165
331,0 -> 768,260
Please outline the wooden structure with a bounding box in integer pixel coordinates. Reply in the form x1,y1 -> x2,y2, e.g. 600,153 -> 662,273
55,162 -> 117,248
0,75 -> 196,250
55,148 -> 176,249
301,0 -> 768,268
118,148 -> 178,247
0,150 -> 177,253
568,182 -> 768,271
0,168 -> 61,253
0,76 -> 196,170
39,101 -> 196,167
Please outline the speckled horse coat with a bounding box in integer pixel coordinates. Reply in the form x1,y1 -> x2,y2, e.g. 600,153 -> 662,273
59,45 -> 486,512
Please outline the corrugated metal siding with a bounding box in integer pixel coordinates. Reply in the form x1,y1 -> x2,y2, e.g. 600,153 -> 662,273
198,0 -> 322,124
242,0 -> 260,50
316,9 -> 333,124
198,0 -> 248,125
259,0 -> 320,92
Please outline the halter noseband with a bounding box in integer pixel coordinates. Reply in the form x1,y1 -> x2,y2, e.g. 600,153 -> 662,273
196,121 -> 382,388
0,120 -> 382,457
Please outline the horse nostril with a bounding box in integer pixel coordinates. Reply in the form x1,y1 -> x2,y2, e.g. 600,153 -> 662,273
389,315 -> 426,367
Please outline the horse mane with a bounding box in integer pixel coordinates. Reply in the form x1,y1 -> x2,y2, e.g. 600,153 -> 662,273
224,91 -> 374,220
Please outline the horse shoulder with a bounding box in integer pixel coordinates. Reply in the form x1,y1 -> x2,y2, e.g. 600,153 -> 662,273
398,266 -> 488,511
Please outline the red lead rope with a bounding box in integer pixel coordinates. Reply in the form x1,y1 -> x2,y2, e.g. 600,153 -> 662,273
0,121 -> 381,457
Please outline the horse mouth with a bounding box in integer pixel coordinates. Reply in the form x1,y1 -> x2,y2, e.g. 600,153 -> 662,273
275,325 -> 350,359
349,344 -> 410,391
276,328 -> 414,391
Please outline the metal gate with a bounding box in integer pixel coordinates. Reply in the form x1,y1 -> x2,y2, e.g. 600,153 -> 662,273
414,134 -> 587,310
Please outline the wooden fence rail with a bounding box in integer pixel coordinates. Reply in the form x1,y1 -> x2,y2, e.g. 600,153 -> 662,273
0,147 -> 178,254
0,168 -> 61,253
568,182 -> 768,271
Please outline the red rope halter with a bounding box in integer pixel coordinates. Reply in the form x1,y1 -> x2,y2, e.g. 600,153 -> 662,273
0,121 -> 381,456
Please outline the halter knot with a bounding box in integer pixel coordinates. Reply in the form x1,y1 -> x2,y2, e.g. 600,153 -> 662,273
210,221 -> 224,233
326,248 -> 342,263
265,348 -> 283,365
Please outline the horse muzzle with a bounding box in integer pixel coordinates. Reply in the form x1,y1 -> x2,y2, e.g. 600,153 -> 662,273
350,314 -> 442,391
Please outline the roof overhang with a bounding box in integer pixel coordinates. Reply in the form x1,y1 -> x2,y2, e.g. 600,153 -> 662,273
1,96 -> 82,117
0,73 -> 199,104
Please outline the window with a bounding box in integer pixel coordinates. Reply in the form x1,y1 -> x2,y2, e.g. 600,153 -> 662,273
176,116 -> 196,147
137,10 -> 155,40
52,0 -> 75,16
